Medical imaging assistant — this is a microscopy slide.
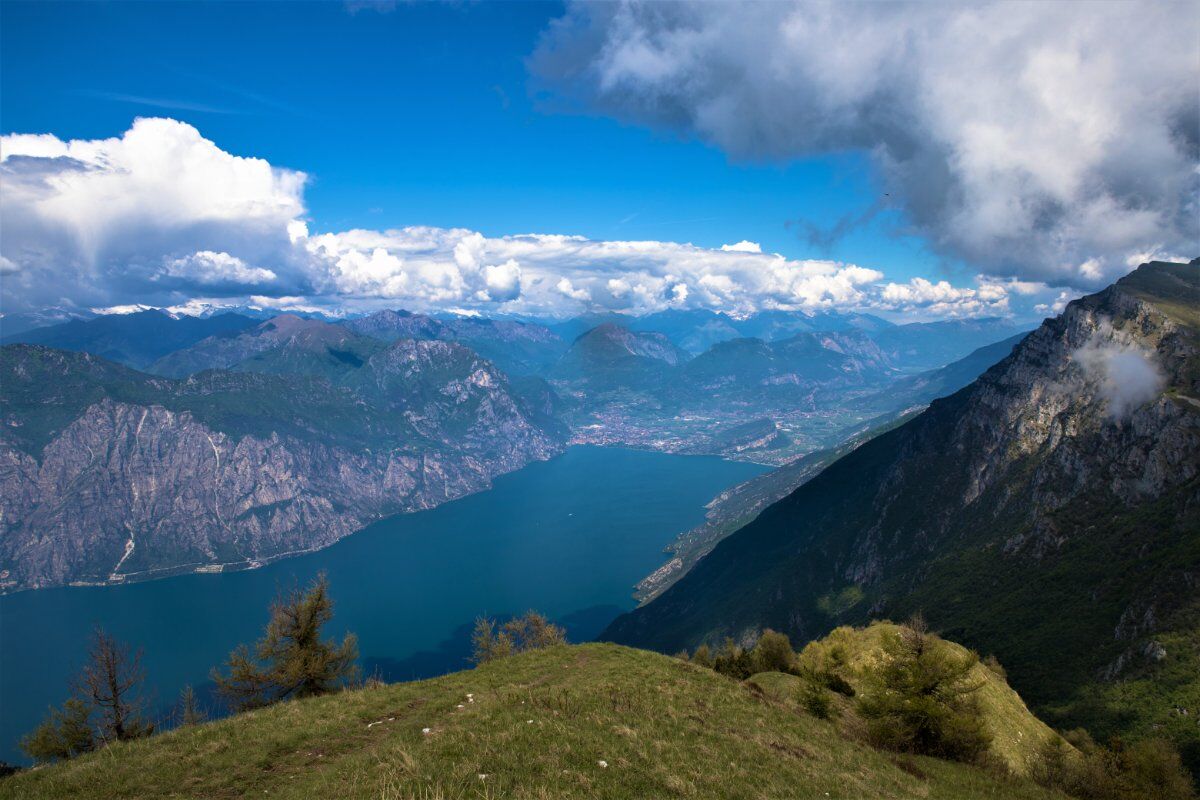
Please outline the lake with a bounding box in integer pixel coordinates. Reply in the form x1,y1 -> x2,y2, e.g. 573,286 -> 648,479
0,446 -> 766,763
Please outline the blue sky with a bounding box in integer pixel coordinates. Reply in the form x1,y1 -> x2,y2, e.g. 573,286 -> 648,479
1,4 -> 930,266
1,2 -> 1193,320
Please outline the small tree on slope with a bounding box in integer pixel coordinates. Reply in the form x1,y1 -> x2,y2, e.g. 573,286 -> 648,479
20,627 -> 151,763
857,616 -> 991,763
213,573 -> 358,712
76,627 -> 154,744
19,698 -> 95,763
471,611 -> 566,664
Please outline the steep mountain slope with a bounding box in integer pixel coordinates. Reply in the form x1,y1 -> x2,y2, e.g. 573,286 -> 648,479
0,309 -> 256,370
148,315 -> 379,378
868,318 -> 1032,371
606,260 -> 1200,767
643,337 -> 1030,602
0,644 -> 1064,800
854,332 -> 1029,414
636,411 -> 921,604
0,341 -> 563,591
343,309 -> 567,375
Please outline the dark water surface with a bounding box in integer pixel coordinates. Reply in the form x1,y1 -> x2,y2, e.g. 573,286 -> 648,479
0,446 -> 766,763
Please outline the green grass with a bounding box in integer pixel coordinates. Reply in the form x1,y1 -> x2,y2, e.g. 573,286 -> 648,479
1,644 -> 1066,800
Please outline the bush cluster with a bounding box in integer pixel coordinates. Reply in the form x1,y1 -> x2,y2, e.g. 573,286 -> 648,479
679,617 -> 1196,800
470,611 -> 567,664
1032,729 -> 1194,800
855,617 -> 992,763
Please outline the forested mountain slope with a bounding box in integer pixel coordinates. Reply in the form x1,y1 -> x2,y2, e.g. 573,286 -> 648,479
606,260 -> 1200,769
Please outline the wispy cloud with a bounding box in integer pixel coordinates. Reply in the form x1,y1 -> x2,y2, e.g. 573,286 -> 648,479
159,64 -> 318,120
79,90 -> 240,115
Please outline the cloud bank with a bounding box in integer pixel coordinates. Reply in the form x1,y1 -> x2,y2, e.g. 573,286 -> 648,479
532,0 -> 1199,288
2,118 -> 1081,319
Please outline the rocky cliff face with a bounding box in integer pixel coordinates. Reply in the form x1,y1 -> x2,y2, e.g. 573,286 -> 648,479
604,260 -> 1199,766
0,341 -> 563,591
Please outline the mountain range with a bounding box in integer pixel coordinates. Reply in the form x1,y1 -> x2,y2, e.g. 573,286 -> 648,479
0,300 -> 1035,592
605,260 -> 1200,772
0,338 -> 560,591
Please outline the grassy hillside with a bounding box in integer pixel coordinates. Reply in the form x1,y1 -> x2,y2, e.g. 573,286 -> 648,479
1,644 -> 1065,800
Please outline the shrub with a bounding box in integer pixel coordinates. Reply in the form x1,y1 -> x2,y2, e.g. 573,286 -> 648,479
856,618 -> 991,763
1117,738 -> 1194,800
471,611 -> 566,664
19,698 -> 95,764
799,679 -> 835,720
820,670 -> 856,697
1033,730 -> 1195,800
690,643 -> 714,669
712,638 -> 754,680
750,630 -> 796,674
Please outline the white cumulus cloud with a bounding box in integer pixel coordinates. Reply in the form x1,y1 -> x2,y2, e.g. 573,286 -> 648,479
0,117 -> 1085,320
162,251 -> 278,286
1,117 -> 309,308
532,1 -> 1199,289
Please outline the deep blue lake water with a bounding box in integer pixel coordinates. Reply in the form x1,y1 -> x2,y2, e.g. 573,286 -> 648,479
0,446 -> 766,763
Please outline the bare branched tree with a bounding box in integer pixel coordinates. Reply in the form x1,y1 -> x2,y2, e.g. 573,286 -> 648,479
74,627 -> 153,743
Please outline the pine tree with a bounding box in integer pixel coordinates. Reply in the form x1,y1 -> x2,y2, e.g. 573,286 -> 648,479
75,627 -> 153,744
471,611 -> 566,664
857,616 -> 991,762
212,573 -> 358,711
177,684 -> 206,726
19,697 -> 95,763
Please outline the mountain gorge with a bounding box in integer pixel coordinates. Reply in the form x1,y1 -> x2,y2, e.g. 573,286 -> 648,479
605,260 -> 1200,770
